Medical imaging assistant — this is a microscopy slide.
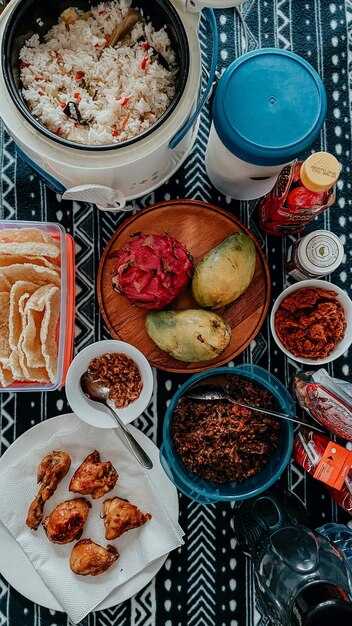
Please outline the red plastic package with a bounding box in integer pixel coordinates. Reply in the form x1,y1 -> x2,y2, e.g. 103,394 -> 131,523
292,369 -> 352,441
293,428 -> 352,515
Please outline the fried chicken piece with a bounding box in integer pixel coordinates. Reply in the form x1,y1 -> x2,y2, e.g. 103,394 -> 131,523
70,539 -> 119,576
26,450 -> 71,530
69,450 -> 118,499
103,496 -> 152,540
42,498 -> 91,544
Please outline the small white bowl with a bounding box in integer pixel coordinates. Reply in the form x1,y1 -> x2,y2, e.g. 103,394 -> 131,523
65,340 -> 154,427
270,279 -> 352,365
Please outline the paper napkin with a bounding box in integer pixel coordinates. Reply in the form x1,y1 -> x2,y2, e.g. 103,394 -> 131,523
0,417 -> 184,623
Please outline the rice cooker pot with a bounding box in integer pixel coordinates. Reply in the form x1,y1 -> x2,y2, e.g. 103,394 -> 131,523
2,0 -> 190,151
0,0 -> 245,209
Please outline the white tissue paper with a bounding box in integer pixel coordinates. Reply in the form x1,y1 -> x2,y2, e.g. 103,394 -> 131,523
0,416 -> 184,624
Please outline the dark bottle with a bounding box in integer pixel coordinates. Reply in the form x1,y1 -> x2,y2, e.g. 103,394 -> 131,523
234,488 -> 352,626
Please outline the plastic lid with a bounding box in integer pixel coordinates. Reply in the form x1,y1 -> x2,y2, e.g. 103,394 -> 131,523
300,152 -> 340,191
213,48 -> 327,166
298,230 -> 344,275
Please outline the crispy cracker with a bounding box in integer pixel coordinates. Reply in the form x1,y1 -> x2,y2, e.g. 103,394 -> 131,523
9,350 -> 25,381
0,254 -> 60,273
0,293 -> 11,359
0,242 -> 59,258
0,227 -> 60,247
0,362 -> 14,387
10,290 -> 38,381
20,285 -> 53,369
0,292 -> 14,387
21,309 -> 46,369
40,286 -> 60,383
9,282 -> 39,351
0,264 -> 60,287
17,349 -> 50,383
0,275 -> 11,292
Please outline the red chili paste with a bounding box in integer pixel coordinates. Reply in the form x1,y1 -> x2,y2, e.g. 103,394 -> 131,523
274,287 -> 346,359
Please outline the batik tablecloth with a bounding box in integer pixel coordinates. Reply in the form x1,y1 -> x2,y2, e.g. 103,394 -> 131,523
0,1 -> 351,625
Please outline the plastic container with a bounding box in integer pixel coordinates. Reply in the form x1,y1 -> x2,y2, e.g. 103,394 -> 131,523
0,219 -> 75,392
160,364 -> 294,504
205,48 -> 327,200
316,523 -> 352,568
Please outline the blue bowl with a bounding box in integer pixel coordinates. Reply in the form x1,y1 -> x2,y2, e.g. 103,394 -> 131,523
160,364 -> 294,504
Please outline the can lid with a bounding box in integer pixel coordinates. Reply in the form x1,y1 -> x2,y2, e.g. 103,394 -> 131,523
298,230 -> 344,275
300,152 -> 340,191
212,48 -> 327,166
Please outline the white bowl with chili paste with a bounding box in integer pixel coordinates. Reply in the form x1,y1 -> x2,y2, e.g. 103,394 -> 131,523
66,340 -> 153,427
270,279 -> 352,364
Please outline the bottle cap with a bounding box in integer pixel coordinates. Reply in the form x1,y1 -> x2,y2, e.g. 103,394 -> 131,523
304,600 -> 352,626
293,582 -> 352,626
300,152 -> 340,192
298,230 -> 344,276
212,48 -> 327,167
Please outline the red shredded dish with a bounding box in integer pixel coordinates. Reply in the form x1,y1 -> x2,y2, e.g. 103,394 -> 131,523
274,287 -> 346,359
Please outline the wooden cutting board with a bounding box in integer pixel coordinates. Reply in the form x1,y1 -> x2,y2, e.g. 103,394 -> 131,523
97,200 -> 271,373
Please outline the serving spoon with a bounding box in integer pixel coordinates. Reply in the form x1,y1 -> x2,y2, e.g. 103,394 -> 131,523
80,371 -> 153,470
184,384 -> 325,434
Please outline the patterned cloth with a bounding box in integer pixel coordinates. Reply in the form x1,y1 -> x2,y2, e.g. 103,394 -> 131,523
0,1 -> 351,625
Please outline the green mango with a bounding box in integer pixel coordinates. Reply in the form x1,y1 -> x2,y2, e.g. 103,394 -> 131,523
145,309 -> 231,362
192,233 -> 256,309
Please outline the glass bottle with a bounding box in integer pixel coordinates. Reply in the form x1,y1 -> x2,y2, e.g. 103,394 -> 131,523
259,152 -> 340,236
286,229 -> 344,281
234,487 -> 352,626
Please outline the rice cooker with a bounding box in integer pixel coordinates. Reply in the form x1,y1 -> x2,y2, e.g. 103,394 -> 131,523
0,0 -> 245,211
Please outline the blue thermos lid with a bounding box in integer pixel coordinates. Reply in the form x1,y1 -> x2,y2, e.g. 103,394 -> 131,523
212,48 -> 327,167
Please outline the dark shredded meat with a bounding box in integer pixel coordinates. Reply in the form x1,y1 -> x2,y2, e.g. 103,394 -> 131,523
172,376 -> 280,484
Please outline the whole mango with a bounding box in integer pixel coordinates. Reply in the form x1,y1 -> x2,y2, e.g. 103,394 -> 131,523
192,233 -> 256,309
145,309 -> 231,362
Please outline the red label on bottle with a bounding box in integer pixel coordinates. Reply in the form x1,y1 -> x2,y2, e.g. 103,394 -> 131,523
259,161 -> 335,236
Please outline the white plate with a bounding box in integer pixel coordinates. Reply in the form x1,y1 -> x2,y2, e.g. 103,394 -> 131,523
65,340 -> 154,426
0,413 -> 178,612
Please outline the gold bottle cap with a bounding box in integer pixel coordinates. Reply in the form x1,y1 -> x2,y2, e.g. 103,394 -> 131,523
300,152 -> 340,192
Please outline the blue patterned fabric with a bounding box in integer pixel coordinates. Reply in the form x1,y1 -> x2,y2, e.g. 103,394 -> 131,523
0,2 -> 351,625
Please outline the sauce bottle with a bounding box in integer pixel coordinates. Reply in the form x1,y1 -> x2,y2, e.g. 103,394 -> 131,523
259,152 -> 340,235
286,230 -> 344,281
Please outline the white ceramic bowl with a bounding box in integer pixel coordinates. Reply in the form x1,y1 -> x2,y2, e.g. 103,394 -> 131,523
65,340 -> 154,427
270,279 -> 352,365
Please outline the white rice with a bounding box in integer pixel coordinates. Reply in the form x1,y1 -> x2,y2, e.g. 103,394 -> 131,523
19,0 -> 177,145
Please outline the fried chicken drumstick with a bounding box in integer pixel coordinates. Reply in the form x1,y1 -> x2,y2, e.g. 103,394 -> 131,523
70,539 -> 119,576
26,450 -> 71,530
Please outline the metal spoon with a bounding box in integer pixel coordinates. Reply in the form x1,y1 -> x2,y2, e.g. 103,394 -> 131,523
80,371 -> 153,469
184,384 -> 325,434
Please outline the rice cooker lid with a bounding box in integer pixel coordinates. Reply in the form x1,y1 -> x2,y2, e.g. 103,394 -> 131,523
212,48 -> 327,167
